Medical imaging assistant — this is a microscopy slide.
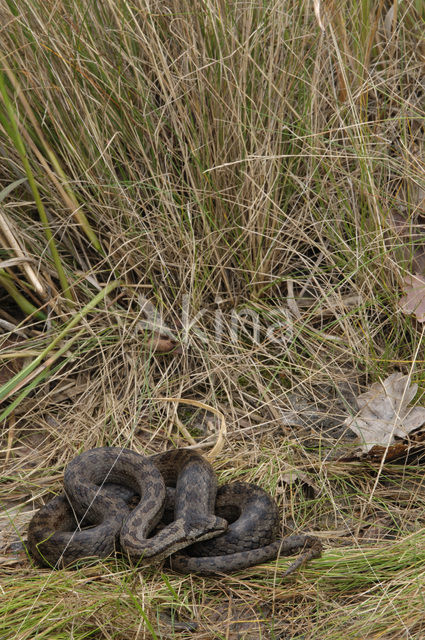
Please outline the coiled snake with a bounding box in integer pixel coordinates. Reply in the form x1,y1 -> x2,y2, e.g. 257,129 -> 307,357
27,447 -> 322,574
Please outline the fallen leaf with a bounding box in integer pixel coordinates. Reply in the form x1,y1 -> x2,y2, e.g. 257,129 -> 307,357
399,274 -> 425,321
144,330 -> 182,354
367,442 -> 410,462
345,373 -> 425,452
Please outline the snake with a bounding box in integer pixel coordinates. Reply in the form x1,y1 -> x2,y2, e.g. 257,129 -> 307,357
28,448 -> 227,568
27,447 -> 322,573
168,482 -> 322,574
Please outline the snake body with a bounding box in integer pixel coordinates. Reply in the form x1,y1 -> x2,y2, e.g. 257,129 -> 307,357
28,448 -> 161,567
28,447 -> 321,573
28,448 -> 226,568
120,448 -> 227,561
169,482 -> 322,574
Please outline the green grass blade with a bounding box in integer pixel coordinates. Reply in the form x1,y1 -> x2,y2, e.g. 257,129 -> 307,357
0,279 -> 120,403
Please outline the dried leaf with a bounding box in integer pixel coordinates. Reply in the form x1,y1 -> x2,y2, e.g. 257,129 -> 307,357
389,203 -> 425,274
345,373 -> 425,452
384,4 -> 396,40
399,274 -> 425,321
144,331 -> 182,354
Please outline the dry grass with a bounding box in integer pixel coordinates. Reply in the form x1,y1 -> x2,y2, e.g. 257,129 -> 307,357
1,0 -> 425,638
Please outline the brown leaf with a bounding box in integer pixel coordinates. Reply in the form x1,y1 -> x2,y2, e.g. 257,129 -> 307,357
399,274 -> 425,321
367,442 -> 409,462
345,373 -> 425,453
144,331 -> 182,354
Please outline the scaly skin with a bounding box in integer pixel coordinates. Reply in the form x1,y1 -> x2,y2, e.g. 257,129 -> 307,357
27,447 -> 226,567
27,449 -> 321,573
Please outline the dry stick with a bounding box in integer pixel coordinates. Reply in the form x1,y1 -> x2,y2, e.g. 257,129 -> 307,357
0,209 -> 46,297
0,318 -> 27,335
281,536 -> 323,577
173,413 -> 197,446
0,256 -> 36,270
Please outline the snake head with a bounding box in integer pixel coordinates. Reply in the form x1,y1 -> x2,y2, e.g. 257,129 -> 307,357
184,515 -> 227,543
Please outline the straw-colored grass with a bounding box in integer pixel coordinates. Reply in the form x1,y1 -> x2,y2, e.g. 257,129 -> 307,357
1,0 -> 425,638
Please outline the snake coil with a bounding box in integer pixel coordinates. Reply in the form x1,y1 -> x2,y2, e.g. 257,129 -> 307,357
27,447 -> 322,574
